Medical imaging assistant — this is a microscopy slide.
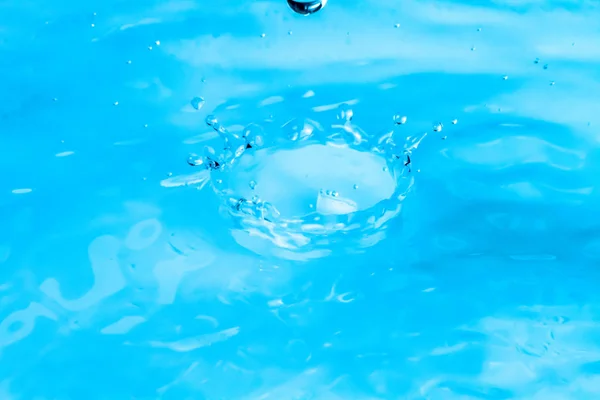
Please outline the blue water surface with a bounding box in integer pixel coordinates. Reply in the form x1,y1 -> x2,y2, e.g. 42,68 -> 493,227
2,0 -> 600,398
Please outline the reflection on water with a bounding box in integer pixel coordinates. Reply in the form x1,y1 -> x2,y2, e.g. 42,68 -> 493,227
2,0 -> 600,398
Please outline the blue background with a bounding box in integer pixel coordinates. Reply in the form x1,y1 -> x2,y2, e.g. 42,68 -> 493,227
2,0 -> 600,398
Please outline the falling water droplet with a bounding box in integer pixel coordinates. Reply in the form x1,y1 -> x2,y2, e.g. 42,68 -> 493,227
550,81 -> 555,86
113,101 -> 119,106
353,184 -> 359,189
191,96 -> 205,110
394,23 -> 400,28
451,119 -> 458,125
543,64 -> 549,70
155,40 -> 161,46
260,33 -> 266,38
287,0 -> 328,15
249,180 -> 257,190
288,0 -> 327,15
393,114 -> 407,125
534,57 -> 540,64
503,75 -> 508,80
433,123 -> 443,132
471,46 -> 476,51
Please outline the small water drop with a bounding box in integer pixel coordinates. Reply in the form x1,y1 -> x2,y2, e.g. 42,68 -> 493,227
216,179 -> 222,184
451,119 -> 458,125
113,101 -> 119,106
471,46 -> 476,51
287,0 -> 328,15
383,166 -> 389,172
249,180 -> 257,190
393,114 -> 407,125
126,60 -> 132,64
337,104 -> 353,122
394,23 -> 400,28
91,23 -> 95,28
543,64 -> 549,70
205,114 -> 218,126
148,46 -> 153,50
155,40 -> 161,46
433,123 -> 443,132
550,81 -> 555,86
260,33 -> 266,38
353,184 -> 359,189
477,27 -> 482,32
534,57 -> 540,64
502,75 -> 508,80
191,96 -> 205,110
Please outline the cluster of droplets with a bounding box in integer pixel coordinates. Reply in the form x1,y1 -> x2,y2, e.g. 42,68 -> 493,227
187,103 -> 433,222
187,116 -> 265,171
226,195 -> 281,222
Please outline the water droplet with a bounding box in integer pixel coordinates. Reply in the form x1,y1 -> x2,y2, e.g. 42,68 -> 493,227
287,0 -> 328,15
477,27 -> 482,32
288,31 -> 293,35
91,23 -> 95,28
155,40 -> 161,46
113,101 -> 119,106
451,119 -> 458,125
144,124 -> 148,128
260,33 -> 266,38
205,114 -> 218,126
543,64 -> 549,70
394,23 -> 400,28
534,57 -> 540,64
249,180 -> 257,190
433,123 -> 443,132
502,75 -> 508,80
337,104 -> 353,122
550,81 -> 555,86
441,135 -> 447,140
126,60 -> 132,64
216,179 -> 222,184
148,46 -> 153,50
383,166 -> 389,172
393,114 -> 407,125
331,191 -> 339,197
353,184 -> 359,189
471,46 -> 476,51
191,96 -> 205,110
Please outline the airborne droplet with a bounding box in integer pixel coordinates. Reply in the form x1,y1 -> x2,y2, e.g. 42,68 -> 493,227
287,0 -> 328,15
393,114 -> 407,125
191,96 -> 205,110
